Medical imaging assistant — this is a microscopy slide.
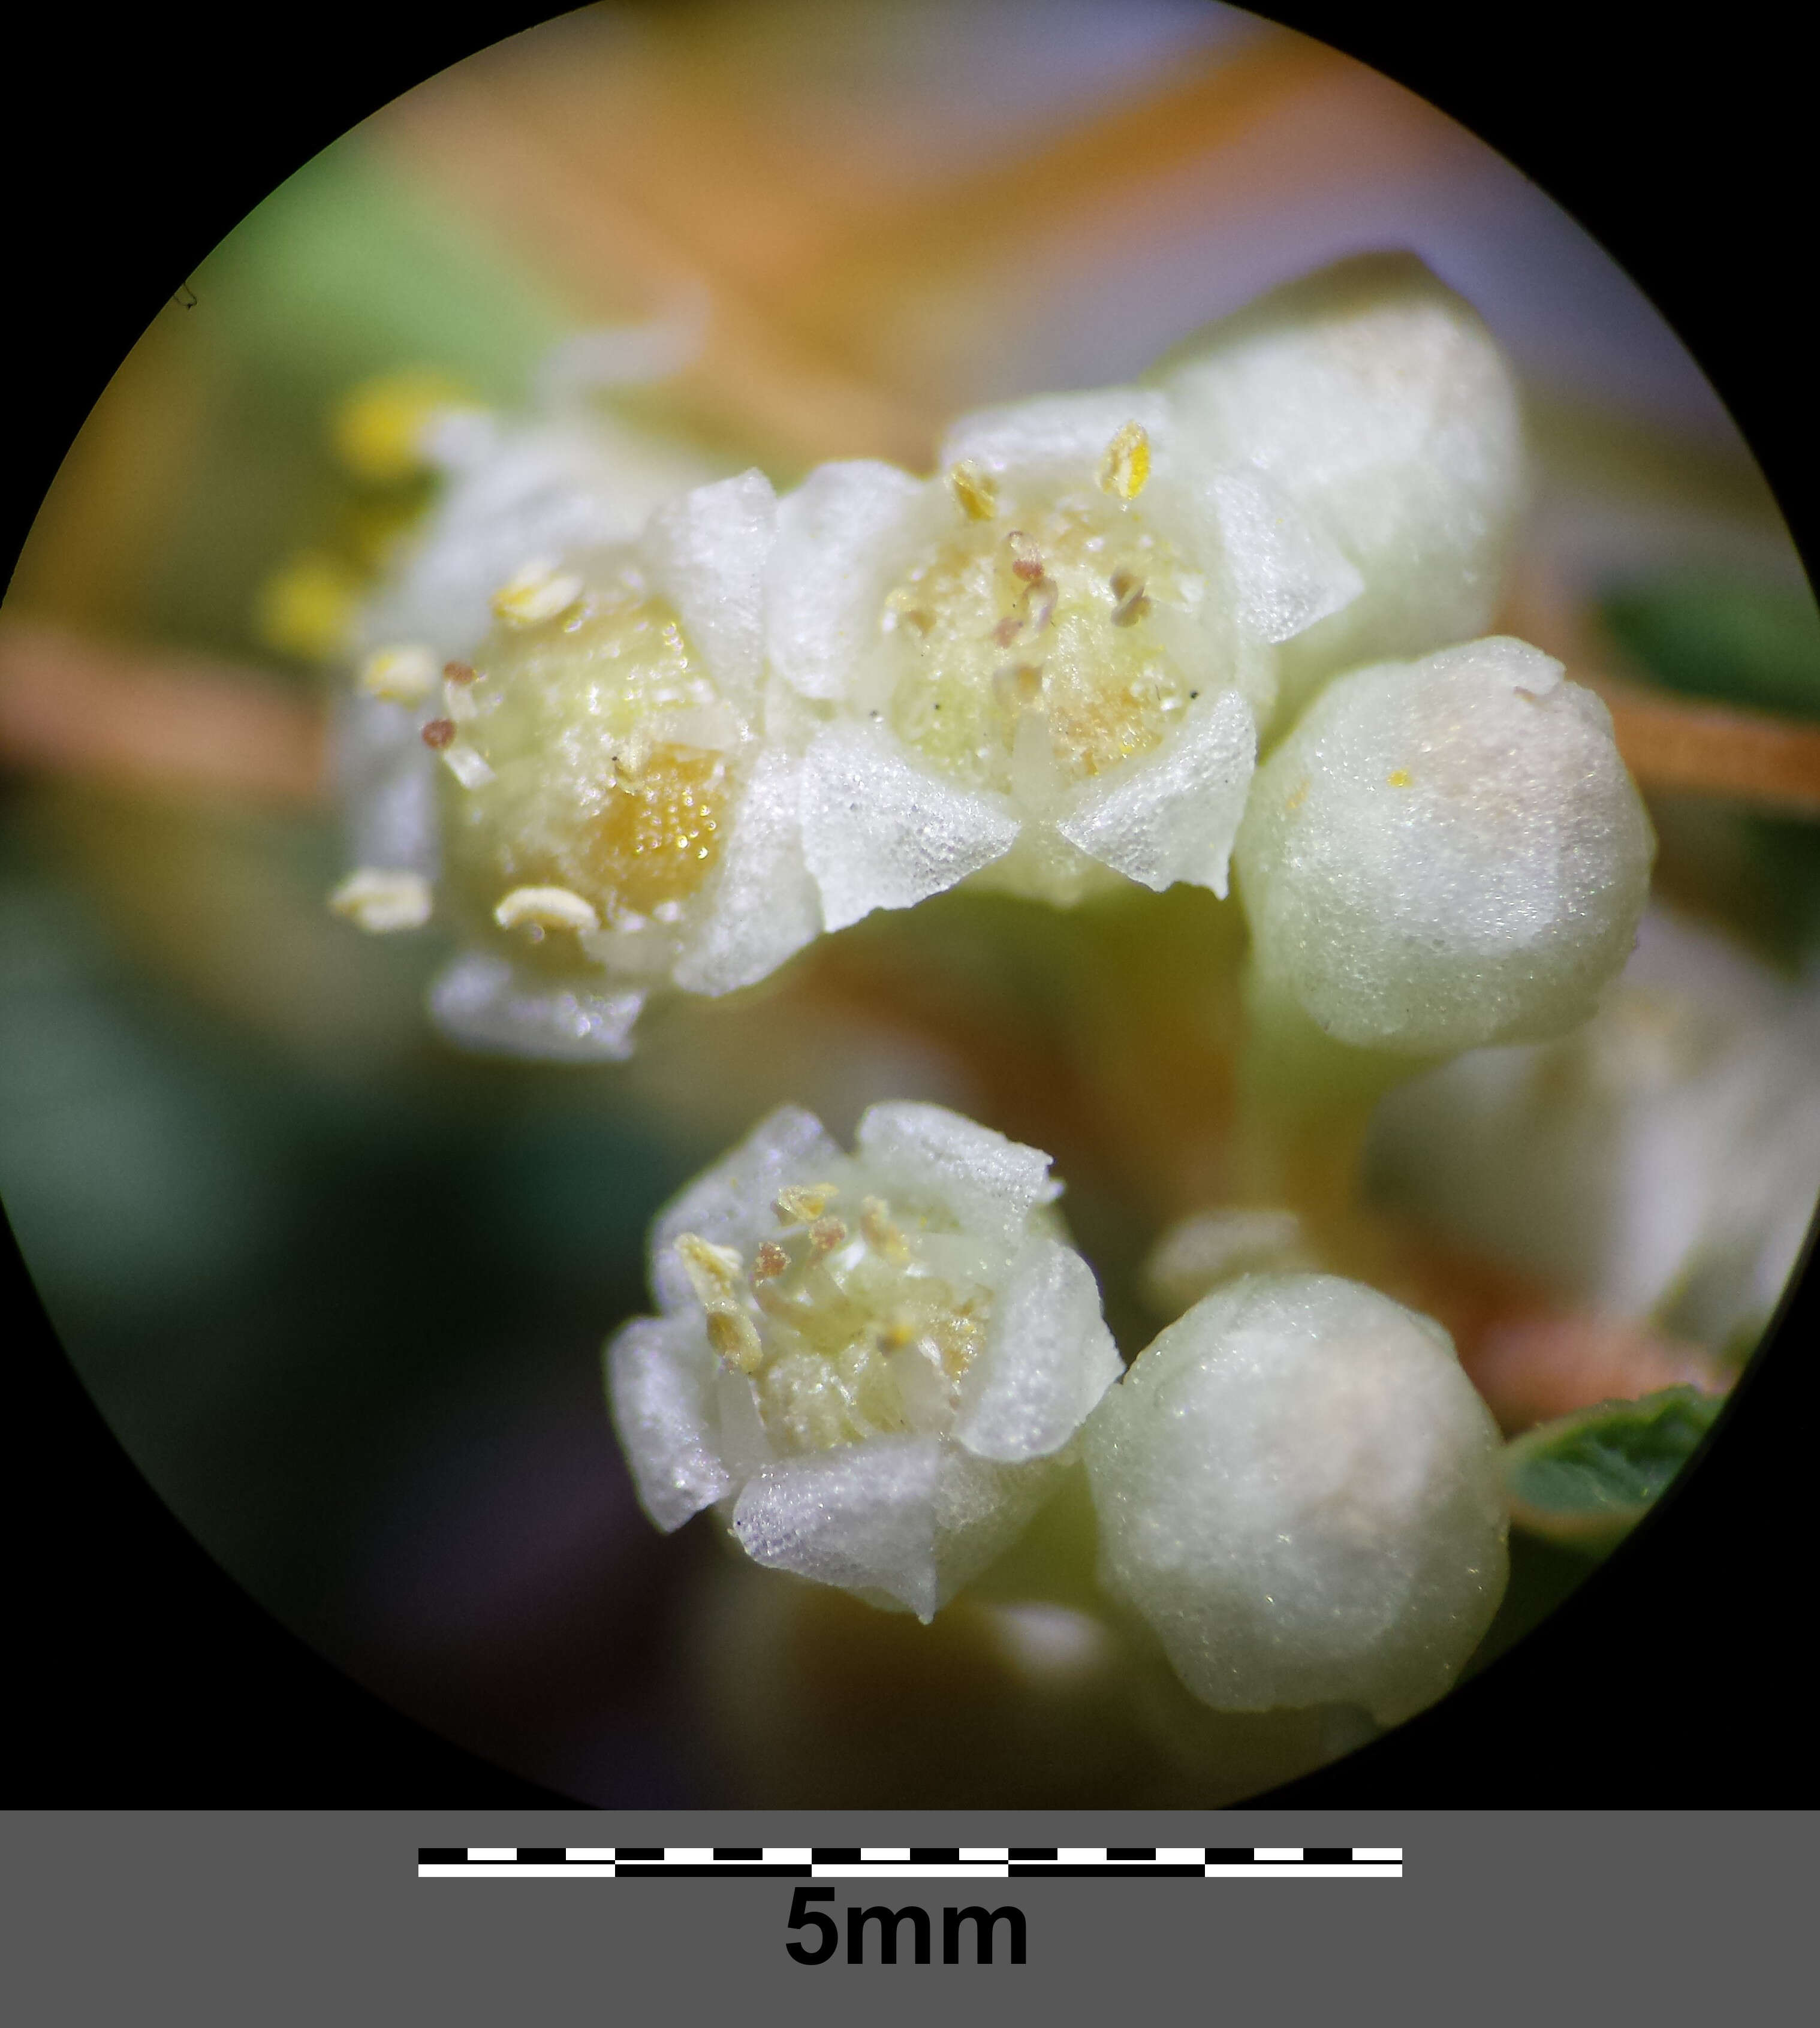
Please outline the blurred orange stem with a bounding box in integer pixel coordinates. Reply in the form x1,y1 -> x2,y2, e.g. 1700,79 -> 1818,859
0,619 -> 325,806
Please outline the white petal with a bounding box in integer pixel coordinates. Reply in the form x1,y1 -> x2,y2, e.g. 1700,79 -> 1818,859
606,1316 -> 731,1532
766,461 -> 925,701
650,1104 -> 846,1312
954,1236 -> 1122,1462
940,388 -> 1174,477
640,468 -> 776,707
1156,254 -> 1526,715
427,951 -> 644,1061
1206,465 -> 1363,644
732,1436 -> 944,1619
800,721 -> 1019,931
1054,684 -> 1255,896
931,1441 -> 1063,1606
332,693 -> 440,878
855,1100 -> 1060,1252
673,748 -> 823,996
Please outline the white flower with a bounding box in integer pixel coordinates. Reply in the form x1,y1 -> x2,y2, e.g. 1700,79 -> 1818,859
334,469 -> 824,1060
1233,636 -> 1655,1055
1367,904 -> 1820,1354
1084,1272 -> 1508,1726
607,1101 -> 1123,1620
767,383 -> 1363,920
1153,252 -> 1527,731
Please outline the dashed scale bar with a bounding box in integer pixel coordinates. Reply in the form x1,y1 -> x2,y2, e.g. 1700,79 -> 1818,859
418,1846 -> 1402,1880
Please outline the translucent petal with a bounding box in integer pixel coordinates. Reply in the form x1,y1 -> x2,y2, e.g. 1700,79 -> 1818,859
799,721 -> 1020,931
732,1435 -> 945,1619
427,951 -> 644,1062
954,1235 -> 1123,1461
1156,253 -> 1526,721
605,1315 -> 731,1532
649,1103 -> 846,1313
1054,683 -> 1255,896
939,388 -> 1174,478
1206,465 -> 1363,644
855,1101 -> 1060,1253
673,748 -> 822,996
332,692 -> 440,878
640,468 -> 776,709
1086,1273 -> 1508,1724
766,460 -> 926,701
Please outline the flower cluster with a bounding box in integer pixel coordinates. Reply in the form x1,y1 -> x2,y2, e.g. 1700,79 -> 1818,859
327,252 -> 1637,1066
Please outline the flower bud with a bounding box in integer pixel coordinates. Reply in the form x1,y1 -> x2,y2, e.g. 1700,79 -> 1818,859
1085,1272 -> 1508,1725
1234,637 -> 1655,1054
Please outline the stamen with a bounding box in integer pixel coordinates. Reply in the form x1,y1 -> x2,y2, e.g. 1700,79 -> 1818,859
492,559 -> 584,628
775,1183 -> 838,1226
809,1215 -> 849,1255
1098,420 -> 1151,502
860,1197 -> 912,1264
493,885 -> 602,933
992,615 -> 1023,647
1007,531 -> 1045,583
1110,574 -> 1152,628
675,1232 -> 745,1305
706,1307 -> 764,1374
358,645 -> 436,705
950,460 -> 999,521
441,742 -> 496,789
993,662 -> 1044,713
327,868 -> 433,933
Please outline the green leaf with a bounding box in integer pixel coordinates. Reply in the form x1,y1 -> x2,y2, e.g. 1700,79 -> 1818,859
1504,1386 -> 1726,1557
1599,575 -> 1820,722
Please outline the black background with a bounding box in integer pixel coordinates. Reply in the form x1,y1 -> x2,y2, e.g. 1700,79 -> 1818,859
4,0 -> 1815,1808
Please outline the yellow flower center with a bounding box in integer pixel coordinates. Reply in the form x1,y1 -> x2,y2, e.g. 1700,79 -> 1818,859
675,1186 -> 991,1454
441,572 -> 731,946
880,478 -> 1201,794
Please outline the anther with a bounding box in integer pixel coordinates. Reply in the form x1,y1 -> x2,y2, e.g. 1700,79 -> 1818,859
676,1232 -> 745,1306
1007,531 -> 1045,583
707,1307 -> 764,1374
775,1183 -> 837,1226
421,718 -> 456,749
327,869 -> 433,933
358,645 -> 436,705
809,1215 -> 849,1255
950,461 -> 999,521
993,663 -> 1044,713
860,1197 -> 912,1264
1098,420 -> 1151,502
493,885 -> 602,933
492,559 -> 584,627
752,1240 -> 789,1282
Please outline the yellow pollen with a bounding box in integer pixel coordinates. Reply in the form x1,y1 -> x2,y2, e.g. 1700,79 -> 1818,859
707,1307 -> 764,1373
950,461 -> 999,521
860,1197 -> 912,1264
776,1183 -> 837,1226
1099,421 -> 1151,503
1386,769 -> 1413,788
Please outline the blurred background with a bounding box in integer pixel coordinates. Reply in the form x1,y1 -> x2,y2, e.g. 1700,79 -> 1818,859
4,0 -> 1818,1806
